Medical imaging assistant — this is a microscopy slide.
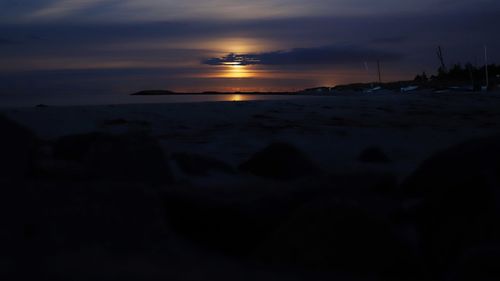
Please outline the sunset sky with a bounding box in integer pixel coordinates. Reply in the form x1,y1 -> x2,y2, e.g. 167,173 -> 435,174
1,0 -> 499,95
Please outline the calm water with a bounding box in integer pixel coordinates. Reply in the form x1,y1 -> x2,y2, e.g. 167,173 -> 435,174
0,93 -> 314,108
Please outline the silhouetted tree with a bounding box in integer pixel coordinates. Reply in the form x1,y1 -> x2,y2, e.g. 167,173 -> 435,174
429,62 -> 499,86
414,72 -> 429,83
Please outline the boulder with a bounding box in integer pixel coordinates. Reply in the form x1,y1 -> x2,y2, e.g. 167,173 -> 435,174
446,245 -> 500,281
0,181 -> 170,279
358,146 -> 391,163
162,184 -> 311,256
327,171 -> 398,195
52,133 -> 172,183
401,135 -> 500,276
0,115 -> 38,179
255,196 -> 420,279
53,132 -> 102,162
239,142 -> 319,180
172,152 -> 234,176
23,182 -> 168,251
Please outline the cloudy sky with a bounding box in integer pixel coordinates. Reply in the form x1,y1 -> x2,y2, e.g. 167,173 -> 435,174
1,0 -> 499,96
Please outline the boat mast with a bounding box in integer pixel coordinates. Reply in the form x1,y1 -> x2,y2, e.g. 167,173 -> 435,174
377,60 -> 382,84
485,46 -> 489,90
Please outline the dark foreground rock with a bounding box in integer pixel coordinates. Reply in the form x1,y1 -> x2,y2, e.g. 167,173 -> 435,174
255,196 -> 422,280
445,245 -> 500,281
357,146 -> 391,163
172,152 -> 235,176
402,135 -> 500,278
0,181 -> 169,280
239,142 -> 319,180
162,184 -> 314,257
50,132 -> 172,182
327,171 -> 398,195
0,115 -> 38,179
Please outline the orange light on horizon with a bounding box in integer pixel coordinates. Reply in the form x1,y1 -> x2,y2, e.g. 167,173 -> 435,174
216,64 -> 254,78
231,94 -> 244,101
222,62 -> 243,66
203,38 -> 275,54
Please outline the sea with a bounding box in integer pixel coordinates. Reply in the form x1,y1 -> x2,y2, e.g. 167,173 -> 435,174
0,93 -> 318,108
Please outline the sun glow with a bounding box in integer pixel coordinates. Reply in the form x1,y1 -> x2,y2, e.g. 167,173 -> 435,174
221,64 -> 254,78
204,38 -> 275,54
203,38 -> 270,79
222,62 -> 244,66
231,94 -> 244,101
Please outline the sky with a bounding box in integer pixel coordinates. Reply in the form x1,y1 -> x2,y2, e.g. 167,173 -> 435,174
1,0 -> 500,96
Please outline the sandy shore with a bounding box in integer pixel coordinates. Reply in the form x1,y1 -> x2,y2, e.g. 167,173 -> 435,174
3,91 -> 500,182
2,91 -> 500,280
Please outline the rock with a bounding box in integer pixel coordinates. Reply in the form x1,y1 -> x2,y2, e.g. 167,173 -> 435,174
162,184 -> 310,256
52,133 -> 172,182
401,135 -> 500,277
256,196 -> 420,279
172,152 -> 235,176
239,142 -> 319,180
358,146 -> 391,163
446,245 -> 500,281
0,181 -> 170,279
328,171 -> 398,195
164,191 -> 259,255
53,132 -> 102,162
26,182 -> 168,251
0,115 -> 38,179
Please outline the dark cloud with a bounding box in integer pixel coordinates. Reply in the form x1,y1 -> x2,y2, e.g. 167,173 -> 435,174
0,5 -> 499,94
2,0 -> 499,24
204,46 -> 403,66
1,8 -> 499,49
204,53 -> 262,66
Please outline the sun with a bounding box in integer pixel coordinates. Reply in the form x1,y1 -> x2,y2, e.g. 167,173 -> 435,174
204,48 -> 263,79
222,64 -> 253,78
204,63 -> 257,79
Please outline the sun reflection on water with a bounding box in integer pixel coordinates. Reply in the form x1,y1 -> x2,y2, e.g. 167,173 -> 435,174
231,94 -> 244,101
218,94 -> 251,102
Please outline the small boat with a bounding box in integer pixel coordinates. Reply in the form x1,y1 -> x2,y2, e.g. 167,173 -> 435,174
400,86 -> 419,93
364,86 -> 382,93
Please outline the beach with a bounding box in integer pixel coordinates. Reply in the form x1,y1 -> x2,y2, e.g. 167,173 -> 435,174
2,91 -> 500,280
4,91 -> 500,181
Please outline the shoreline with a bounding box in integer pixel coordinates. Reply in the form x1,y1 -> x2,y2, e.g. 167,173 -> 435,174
3,91 -> 500,178
2,89 -> 498,109
3,91 -> 500,280
132,91 -> 300,96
